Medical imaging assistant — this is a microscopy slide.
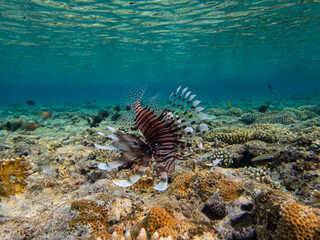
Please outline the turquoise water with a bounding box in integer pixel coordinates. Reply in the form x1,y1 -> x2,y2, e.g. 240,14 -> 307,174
0,0 -> 320,104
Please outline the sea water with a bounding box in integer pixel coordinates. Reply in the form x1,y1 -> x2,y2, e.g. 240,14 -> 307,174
0,0 -> 319,105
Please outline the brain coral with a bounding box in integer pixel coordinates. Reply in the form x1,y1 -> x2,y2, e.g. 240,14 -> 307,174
0,156 -> 33,196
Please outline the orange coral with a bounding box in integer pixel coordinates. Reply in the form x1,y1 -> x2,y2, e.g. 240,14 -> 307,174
278,202 -> 320,240
169,170 -> 242,202
134,206 -> 178,239
169,172 -> 195,198
146,206 -> 177,234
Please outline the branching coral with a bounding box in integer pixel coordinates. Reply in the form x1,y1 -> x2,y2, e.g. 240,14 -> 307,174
244,166 -> 281,189
204,124 -> 282,144
240,111 -> 297,125
0,156 -> 33,196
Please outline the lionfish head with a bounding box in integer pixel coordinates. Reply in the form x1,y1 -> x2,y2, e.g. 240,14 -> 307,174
95,86 -> 208,191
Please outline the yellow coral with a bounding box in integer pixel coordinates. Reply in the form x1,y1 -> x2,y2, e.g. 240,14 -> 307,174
0,156 -> 32,197
278,202 -> 320,240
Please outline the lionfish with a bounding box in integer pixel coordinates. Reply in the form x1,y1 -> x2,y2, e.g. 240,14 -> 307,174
95,86 -> 208,191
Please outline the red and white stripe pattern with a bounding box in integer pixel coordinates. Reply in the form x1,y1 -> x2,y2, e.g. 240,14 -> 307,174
96,86 -> 208,191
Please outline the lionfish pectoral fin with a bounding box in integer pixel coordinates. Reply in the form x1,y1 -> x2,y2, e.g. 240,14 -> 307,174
106,126 -> 117,133
98,162 -> 123,170
97,131 -> 108,137
94,143 -> 119,150
113,165 -> 147,187
199,123 -> 209,132
154,169 -> 168,191
98,153 -> 138,171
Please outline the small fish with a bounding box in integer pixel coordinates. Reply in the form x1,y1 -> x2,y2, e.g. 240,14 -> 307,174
268,84 -> 276,93
95,86 -> 208,191
226,102 -> 231,108
26,100 -> 36,105
251,153 -> 274,162
40,111 -> 52,119
258,105 -> 269,113
22,122 -> 39,131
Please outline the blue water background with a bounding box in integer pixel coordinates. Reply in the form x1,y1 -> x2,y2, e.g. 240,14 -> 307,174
0,0 -> 319,105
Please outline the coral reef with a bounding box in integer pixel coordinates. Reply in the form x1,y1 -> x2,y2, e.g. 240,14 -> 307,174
133,206 -> 178,239
0,99 -> 319,240
204,123 -> 282,144
240,111 -> 297,125
170,170 -> 243,202
68,199 -> 112,239
254,190 -> 320,240
0,156 -> 33,196
195,170 -> 243,202
244,166 -> 281,189
206,147 -> 240,167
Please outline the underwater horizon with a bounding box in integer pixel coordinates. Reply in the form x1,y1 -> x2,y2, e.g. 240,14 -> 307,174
0,0 -> 320,104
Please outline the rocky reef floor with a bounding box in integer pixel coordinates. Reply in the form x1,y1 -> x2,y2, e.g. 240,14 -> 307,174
0,98 -> 319,240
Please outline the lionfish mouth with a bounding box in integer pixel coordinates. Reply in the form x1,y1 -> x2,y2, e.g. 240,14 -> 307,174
95,86 -> 209,191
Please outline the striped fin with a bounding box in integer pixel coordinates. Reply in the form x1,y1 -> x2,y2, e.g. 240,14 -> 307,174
98,162 -> 123,170
98,153 -> 138,170
97,131 -> 108,137
199,113 -> 207,121
113,165 -> 148,187
154,165 -> 168,191
195,107 -> 204,113
125,84 -> 147,107
94,143 -> 118,151
199,123 -> 209,132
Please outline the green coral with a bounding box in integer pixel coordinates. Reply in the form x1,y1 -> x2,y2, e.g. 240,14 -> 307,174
0,156 -> 33,196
